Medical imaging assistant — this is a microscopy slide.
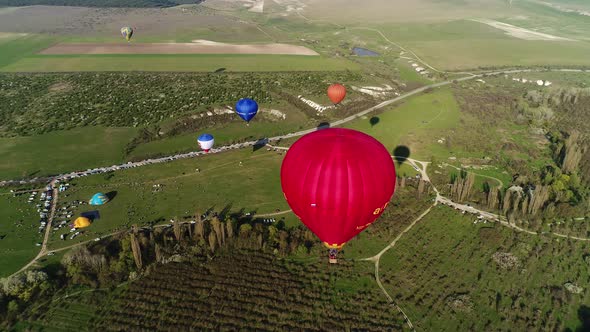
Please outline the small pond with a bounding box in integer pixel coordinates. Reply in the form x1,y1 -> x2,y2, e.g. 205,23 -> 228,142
352,47 -> 380,56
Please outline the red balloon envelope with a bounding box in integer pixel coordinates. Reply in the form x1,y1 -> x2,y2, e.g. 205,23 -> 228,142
327,83 -> 347,104
281,128 -> 396,250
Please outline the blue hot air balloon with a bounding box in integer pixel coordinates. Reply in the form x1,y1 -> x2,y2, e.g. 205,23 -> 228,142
235,98 -> 259,123
197,133 -> 214,152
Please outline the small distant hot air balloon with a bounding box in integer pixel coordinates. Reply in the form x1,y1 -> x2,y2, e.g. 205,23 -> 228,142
281,128 -> 396,263
327,83 -> 346,105
121,27 -> 133,42
235,98 -> 258,124
197,133 -> 215,152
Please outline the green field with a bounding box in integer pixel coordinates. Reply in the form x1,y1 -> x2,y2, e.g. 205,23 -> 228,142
358,18 -> 590,70
0,193 -> 43,277
0,34 -> 59,69
380,207 -> 590,331
46,148 -> 295,250
2,54 -> 359,72
0,127 -> 137,180
408,39 -> 590,70
345,88 -> 461,160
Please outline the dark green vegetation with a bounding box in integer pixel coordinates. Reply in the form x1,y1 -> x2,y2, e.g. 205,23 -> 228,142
99,253 -> 399,331
380,207 -> 590,331
418,77 -> 590,231
0,0 -> 199,8
4,200 -> 414,330
0,71 -> 364,136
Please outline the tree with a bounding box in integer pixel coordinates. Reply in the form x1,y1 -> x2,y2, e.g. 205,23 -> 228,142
208,230 -> 217,253
130,227 -> 143,270
211,216 -> 222,247
226,221 -> 234,239
173,217 -> 182,242
194,213 -> 204,241
239,224 -> 252,238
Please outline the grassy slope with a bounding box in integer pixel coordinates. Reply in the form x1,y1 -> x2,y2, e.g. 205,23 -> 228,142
1,54 -> 359,72
46,148 -> 295,250
0,193 -> 43,277
0,127 -> 137,180
129,107 -> 310,160
344,88 -> 461,160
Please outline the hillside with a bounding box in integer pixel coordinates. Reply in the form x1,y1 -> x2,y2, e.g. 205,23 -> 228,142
0,0 -> 201,7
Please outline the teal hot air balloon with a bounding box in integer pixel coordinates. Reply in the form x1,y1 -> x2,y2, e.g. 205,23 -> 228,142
89,193 -> 109,206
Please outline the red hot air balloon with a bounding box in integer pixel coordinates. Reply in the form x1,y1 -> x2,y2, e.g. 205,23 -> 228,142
327,83 -> 347,105
281,128 -> 396,263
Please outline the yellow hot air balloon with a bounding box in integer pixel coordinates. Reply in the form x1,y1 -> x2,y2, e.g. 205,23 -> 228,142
121,27 -> 133,42
74,217 -> 91,228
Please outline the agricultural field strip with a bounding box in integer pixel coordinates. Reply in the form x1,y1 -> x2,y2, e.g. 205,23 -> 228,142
39,42 -> 320,56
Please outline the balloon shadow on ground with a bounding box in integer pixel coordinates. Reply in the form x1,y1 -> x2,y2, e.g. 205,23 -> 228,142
219,203 -> 233,221
214,68 -> 226,73
393,145 -> 411,167
81,210 -> 101,221
317,122 -> 330,130
253,138 -> 269,152
105,191 -> 118,201
574,305 -> 590,332
370,117 -> 380,127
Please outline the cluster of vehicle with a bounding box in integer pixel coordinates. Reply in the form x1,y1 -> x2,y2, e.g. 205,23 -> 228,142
27,185 -> 54,233
63,228 -> 82,240
54,201 -> 84,231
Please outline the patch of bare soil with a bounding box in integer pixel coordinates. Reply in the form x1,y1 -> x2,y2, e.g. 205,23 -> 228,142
40,41 -> 318,55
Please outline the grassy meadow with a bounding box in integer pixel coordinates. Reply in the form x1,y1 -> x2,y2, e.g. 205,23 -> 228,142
345,88 -> 461,160
0,34 -> 59,69
0,193 -> 44,277
0,127 -> 137,180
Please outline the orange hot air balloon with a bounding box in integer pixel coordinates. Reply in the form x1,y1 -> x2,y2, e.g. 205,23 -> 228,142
327,83 -> 347,104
